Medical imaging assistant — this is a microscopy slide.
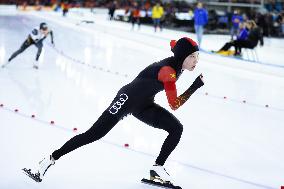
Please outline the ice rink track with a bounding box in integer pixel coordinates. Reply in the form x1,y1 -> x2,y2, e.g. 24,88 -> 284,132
0,7 -> 284,189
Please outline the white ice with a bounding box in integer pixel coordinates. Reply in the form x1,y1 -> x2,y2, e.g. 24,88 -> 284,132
0,6 -> 284,189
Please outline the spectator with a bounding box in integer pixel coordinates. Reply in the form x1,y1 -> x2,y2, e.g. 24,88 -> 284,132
108,1 -> 117,20
276,11 -> 284,36
131,2 -> 141,30
266,13 -> 274,36
152,2 -> 164,32
281,12 -> 284,36
230,9 -> 243,40
193,2 -> 208,47
62,1 -> 69,17
236,22 -> 249,40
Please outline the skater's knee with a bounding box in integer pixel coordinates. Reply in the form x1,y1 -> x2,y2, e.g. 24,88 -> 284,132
166,122 -> 183,136
175,123 -> 183,136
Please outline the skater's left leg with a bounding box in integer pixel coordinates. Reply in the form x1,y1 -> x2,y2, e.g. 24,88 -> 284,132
133,103 -> 183,166
52,90 -> 132,160
51,110 -> 120,160
26,115 -> 119,182
24,89 -> 133,181
8,38 -> 32,62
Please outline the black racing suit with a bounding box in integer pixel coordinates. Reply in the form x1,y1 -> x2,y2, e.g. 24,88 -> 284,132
52,56 -> 203,166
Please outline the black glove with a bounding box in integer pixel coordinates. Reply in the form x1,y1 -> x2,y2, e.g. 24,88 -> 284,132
191,74 -> 204,90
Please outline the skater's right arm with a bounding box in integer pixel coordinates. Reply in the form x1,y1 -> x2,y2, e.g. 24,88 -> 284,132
49,30 -> 54,45
158,66 -> 204,110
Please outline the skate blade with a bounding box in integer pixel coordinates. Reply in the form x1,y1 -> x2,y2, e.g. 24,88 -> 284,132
141,178 -> 182,189
22,168 -> 42,182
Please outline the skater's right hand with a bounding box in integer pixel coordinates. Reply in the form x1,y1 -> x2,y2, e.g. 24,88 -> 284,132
191,74 -> 204,89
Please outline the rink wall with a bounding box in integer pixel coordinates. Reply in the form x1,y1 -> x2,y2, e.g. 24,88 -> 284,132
0,5 -> 108,14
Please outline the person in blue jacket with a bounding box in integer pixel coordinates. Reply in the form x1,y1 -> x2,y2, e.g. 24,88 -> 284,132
236,22 -> 248,40
230,9 -> 243,40
194,2 -> 208,47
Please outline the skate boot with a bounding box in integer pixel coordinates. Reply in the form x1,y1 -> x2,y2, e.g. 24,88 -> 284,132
1,59 -> 11,68
33,61 -> 39,69
38,155 -> 55,177
150,164 -> 172,183
22,155 -> 55,182
141,165 -> 182,189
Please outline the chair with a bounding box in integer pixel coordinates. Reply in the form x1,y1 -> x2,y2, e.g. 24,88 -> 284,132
243,46 -> 259,62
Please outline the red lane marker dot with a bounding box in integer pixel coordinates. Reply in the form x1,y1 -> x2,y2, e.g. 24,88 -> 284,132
31,114 -> 35,118
124,143 -> 129,148
14,109 -> 19,112
243,100 -> 246,103
265,104 -> 269,108
73,128 -> 78,132
50,121 -> 55,125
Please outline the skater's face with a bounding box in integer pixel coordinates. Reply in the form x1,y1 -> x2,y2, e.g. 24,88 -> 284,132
182,51 -> 199,71
40,29 -> 49,36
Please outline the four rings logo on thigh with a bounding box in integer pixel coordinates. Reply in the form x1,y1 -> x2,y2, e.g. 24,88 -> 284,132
109,93 -> 128,115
